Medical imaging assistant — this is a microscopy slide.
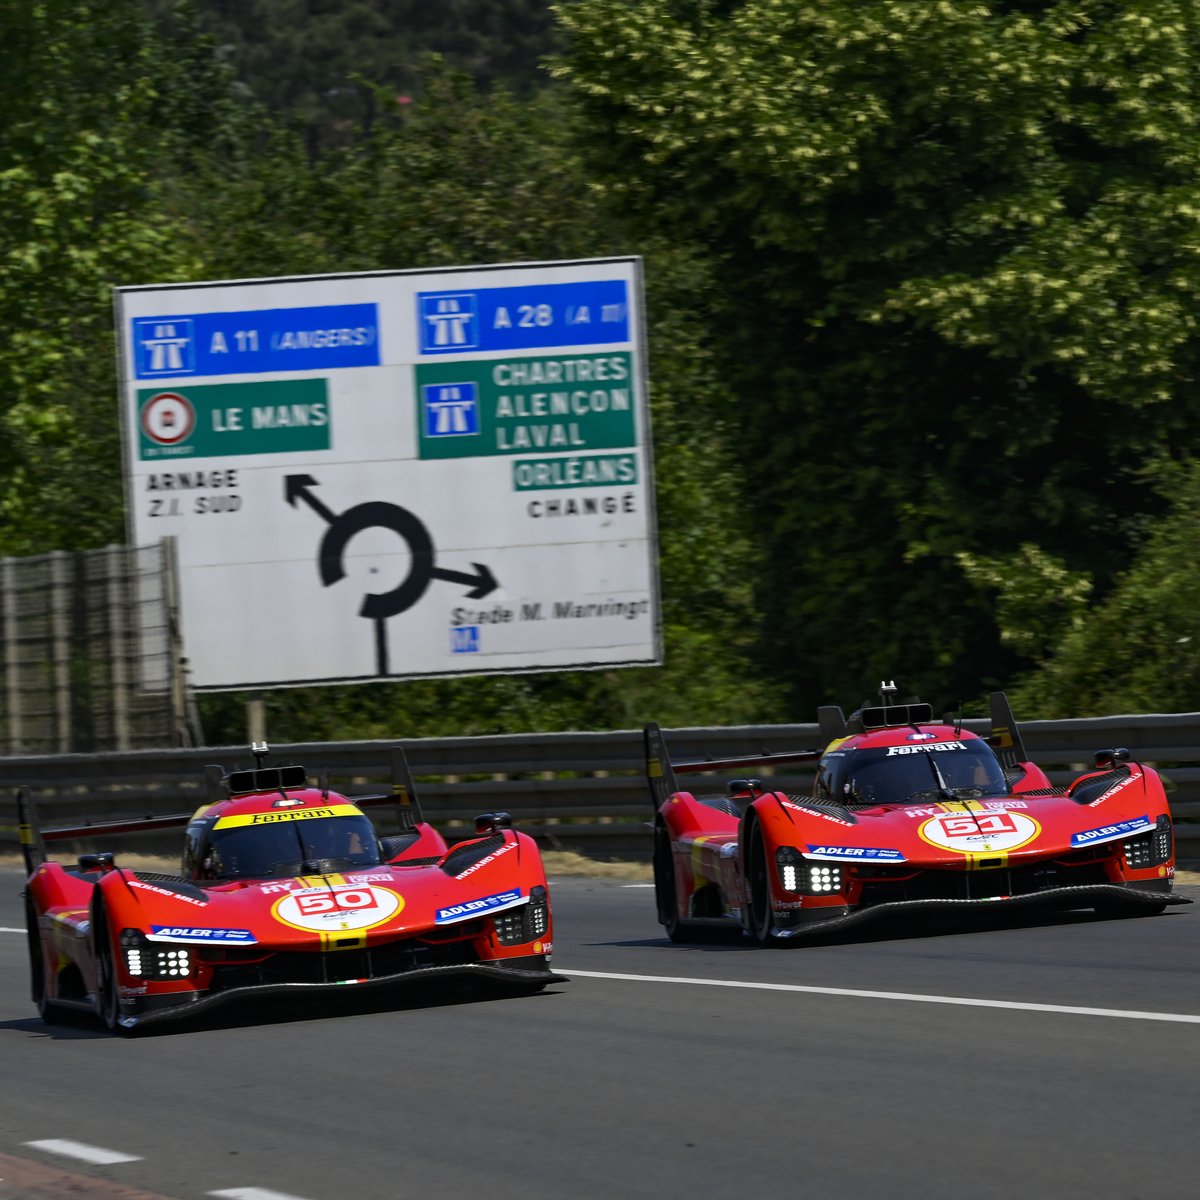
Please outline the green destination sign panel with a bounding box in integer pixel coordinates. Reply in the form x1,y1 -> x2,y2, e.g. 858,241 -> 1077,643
512,453 -> 638,491
416,351 -> 637,460
137,378 -> 330,460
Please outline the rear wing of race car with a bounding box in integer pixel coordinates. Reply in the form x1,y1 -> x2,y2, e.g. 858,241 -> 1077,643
17,783 -> 195,875
13,743 -> 426,873
643,722 -> 822,811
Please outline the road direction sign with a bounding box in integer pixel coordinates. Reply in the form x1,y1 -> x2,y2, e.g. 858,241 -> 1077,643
115,258 -> 659,690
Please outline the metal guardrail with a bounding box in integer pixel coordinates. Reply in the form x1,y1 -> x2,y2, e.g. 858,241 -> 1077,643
2,713 -> 1199,863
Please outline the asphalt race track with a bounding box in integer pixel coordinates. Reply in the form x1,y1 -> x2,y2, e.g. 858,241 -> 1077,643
2,867 -> 1199,1200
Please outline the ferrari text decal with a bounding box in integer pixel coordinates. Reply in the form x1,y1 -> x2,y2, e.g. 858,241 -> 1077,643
919,811 -> 1041,854
436,888 -> 525,924
886,742 -> 966,756
1071,816 -> 1153,847
272,884 -> 404,932
805,845 -> 906,861
214,803 -> 362,829
149,926 -> 256,944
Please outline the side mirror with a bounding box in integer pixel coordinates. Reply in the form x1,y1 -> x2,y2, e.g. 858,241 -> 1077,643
1093,747 -> 1131,769
474,812 -> 513,835
78,851 -> 115,873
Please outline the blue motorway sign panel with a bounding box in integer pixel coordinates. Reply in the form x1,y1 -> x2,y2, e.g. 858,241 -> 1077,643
131,304 -> 380,379
417,280 -> 628,354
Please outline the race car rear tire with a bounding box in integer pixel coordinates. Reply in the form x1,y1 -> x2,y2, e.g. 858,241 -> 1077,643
91,897 -> 125,1034
654,823 -> 739,943
654,823 -> 690,943
25,898 -> 67,1024
746,819 -> 777,947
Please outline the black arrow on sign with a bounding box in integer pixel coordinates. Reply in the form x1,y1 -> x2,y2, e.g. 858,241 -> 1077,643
431,561 -> 499,600
284,473 -> 336,524
284,474 -> 500,674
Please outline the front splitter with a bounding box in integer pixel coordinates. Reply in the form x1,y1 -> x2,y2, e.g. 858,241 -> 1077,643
771,884 -> 1191,940
120,962 -> 569,1028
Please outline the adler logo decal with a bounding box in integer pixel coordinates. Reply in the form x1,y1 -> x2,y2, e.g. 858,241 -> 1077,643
1071,816 -> 1153,847
149,926 -> 256,944
436,888 -> 524,924
805,845 -> 905,862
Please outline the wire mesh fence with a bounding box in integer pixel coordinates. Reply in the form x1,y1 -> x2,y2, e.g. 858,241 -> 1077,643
0,540 -> 199,753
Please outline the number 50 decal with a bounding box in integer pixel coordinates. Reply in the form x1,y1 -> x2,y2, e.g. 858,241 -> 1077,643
273,885 -> 403,932
296,889 -> 378,915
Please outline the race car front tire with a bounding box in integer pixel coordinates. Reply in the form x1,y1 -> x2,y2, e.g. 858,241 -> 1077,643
90,897 -> 126,1034
746,818 -> 778,947
25,899 -> 67,1025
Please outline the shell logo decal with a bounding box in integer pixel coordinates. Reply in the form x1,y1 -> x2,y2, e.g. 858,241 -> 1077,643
272,884 -> 403,933
919,811 -> 1041,857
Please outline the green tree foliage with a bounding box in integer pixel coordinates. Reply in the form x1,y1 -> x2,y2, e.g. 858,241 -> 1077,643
1011,461 -> 1200,718
176,71 -> 781,740
556,0 -> 1200,714
0,0 -> 236,556
159,0 -> 563,151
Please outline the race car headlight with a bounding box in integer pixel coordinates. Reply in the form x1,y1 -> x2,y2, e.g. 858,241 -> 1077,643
776,846 -> 803,893
120,930 -> 192,979
778,847 -> 842,894
1125,815 -> 1172,869
527,886 -> 550,938
494,887 -> 550,946
806,864 -> 843,894
153,948 -> 192,978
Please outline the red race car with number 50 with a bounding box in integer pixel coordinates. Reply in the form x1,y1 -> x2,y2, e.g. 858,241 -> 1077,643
646,686 -> 1191,944
19,745 -> 563,1032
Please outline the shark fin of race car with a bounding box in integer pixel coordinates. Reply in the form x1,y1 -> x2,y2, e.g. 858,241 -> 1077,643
643,722 -> 681,810
988,690 -> 1029,771
17,786 -> 47,874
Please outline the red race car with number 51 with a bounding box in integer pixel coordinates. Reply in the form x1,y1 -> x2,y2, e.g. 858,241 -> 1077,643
646,685 -> 1191,944
19,745 -> 563,1032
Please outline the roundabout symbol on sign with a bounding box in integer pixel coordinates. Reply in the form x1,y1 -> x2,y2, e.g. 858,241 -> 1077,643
285,474 -> 499,675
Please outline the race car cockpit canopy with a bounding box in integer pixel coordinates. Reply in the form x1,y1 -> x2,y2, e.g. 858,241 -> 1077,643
817,733 -> 1008,808
183,802 -> 382,881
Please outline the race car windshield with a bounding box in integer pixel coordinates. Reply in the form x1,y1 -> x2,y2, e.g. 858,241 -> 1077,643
202,814 -> 381,879
841,742 -> 1007,807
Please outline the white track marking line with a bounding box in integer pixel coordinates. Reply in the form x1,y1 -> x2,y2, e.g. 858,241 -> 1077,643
0,927 -> 25,933
563,968 -> 1200,1024
621,883 -> 655,888
24,1139 -> 142,1165
209,1190 -> 316,1200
